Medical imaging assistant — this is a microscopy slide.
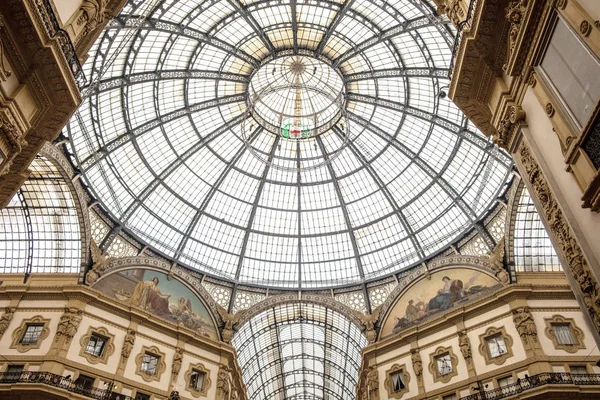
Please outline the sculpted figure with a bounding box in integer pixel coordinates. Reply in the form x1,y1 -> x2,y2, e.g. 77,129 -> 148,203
0,307 -> 14,336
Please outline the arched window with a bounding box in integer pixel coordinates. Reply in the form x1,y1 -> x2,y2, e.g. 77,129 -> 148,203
513,189 -> 561,272
0,155 -> 81,273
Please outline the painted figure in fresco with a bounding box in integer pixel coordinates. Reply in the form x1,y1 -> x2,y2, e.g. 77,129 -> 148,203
425,276 -> 464,312
128,277 -> 171,315
405,300 -> 419,322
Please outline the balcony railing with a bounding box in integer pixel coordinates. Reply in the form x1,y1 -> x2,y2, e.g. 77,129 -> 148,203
460,372 -> 600,400
0,371 -> 131,400
33,0 -> 87,88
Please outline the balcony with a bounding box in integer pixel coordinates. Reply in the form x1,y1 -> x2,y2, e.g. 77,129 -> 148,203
461,372 -> 600,400
0,371 -> 130,400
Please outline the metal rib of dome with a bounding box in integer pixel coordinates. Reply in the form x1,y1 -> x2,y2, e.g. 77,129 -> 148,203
66,0 -> 512,289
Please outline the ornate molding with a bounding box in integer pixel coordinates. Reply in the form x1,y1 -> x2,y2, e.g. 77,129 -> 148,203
134,345 -> 166,383
494,104 -> 526,149
478,325 -> 514,365
78,325 -> 115,364
544,314 -> 585,353
184,362 -> 211,398
10,315 -> 51,353
384,363 -> 410,399
428,346 -> 459,384
518,140 -> 600,333
234,293 -> 364,331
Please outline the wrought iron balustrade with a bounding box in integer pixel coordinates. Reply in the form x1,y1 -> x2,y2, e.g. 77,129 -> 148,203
460,372 -> 600,400
33,0 -> 87,88
0,371 -> 131,400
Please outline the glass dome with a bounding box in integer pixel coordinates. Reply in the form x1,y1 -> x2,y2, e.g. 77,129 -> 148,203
66,0 -> 512,289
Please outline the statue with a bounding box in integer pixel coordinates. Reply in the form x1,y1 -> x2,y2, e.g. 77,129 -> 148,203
80,0 -> 109,31
171,348 -> 183,382
353,306 -> 381,343
0,307 -> 14,337
216,305 -> 245,343
458,330 -> 472,360
485,240 -> 510,284
86,239 -> 111,285
56,308 -> 83,343
216,366 -> 231,400
512,306 -> 537,344
366,366 -> 379,400
411,349 -> 422,378
121,329 -> 136,361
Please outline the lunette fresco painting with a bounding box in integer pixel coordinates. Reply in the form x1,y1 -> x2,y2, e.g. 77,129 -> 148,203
93,268 -> 218,340
380,268 -> 501,337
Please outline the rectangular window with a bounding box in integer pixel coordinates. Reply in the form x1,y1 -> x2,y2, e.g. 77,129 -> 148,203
486,334 -> 507,358
538,14 -> 600,130
498,376 -> 515,395
552,324 -> 574,345
390,370 -> 405,392
570,365 -> 588,374
134,392 -> 150,400
5,365 -> 24,381
141,353 -> 159,376
442,395 -> 457,400
436,354 -> 453,376
74,374 -> 95,394
86,334 -> 108,357
190,370 -> 206,391
20,324 -> 44,344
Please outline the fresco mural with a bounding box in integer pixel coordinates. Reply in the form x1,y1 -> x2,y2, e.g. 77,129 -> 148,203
380,268 -> 501,337
94,269 -> 218,340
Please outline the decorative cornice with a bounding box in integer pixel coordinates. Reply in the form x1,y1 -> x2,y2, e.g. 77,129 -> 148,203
518,140 -> 600,333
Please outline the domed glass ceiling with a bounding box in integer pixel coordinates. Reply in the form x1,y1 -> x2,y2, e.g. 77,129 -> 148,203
66,0 -> 512,289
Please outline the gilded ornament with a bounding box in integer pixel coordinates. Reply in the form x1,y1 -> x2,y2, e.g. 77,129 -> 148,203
545,103 -> 555,117
580,20 -> 592,37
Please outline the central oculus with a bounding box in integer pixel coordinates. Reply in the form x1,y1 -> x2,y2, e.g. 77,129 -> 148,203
248,56 -> 345,140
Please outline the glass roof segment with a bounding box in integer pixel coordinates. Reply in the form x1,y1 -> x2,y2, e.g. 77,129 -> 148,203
231,302 -> 368,400
65,0 -> 512,289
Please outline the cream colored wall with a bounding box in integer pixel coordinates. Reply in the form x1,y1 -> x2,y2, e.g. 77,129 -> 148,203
520,87 -> 600,280
0,310 -> 62,356
53,0 -> 84,25
577,0 -> 600,22
0,293 -> 235,400
468,315 -> 526,376
368,291 -> 600,399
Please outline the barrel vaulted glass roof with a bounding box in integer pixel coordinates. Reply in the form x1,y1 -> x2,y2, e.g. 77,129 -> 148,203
65,0 -> 512,289
232,302 -> 368,400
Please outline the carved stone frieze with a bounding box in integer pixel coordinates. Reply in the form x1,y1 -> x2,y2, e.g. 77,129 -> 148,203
0,17 -> 12,82
518,141 -> 600,332
494,104 -> 525,149
365,366 -> 380,400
